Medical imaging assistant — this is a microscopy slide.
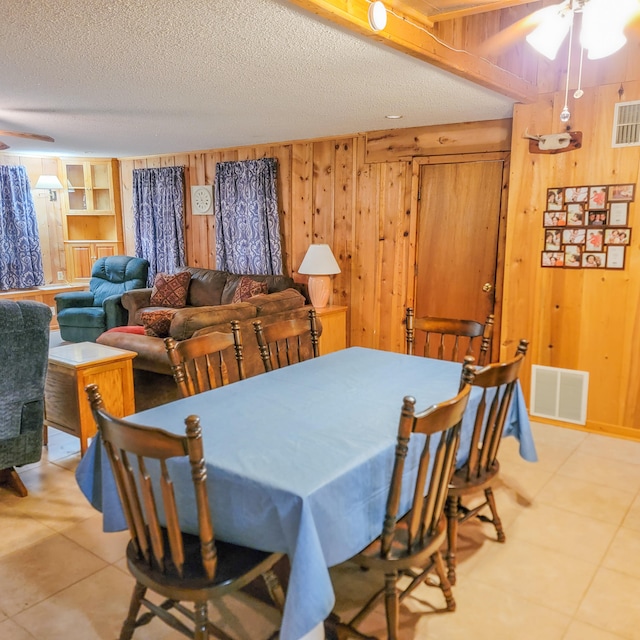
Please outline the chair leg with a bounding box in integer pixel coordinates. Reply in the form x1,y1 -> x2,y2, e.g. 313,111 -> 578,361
384,571 -> 399,640
0,468 -> 28,497
484,487 -> 505,542
120,582 -> 146,640
433,552 -> 456,611
262,568 -> 286,612
193,601 -> 209,640
445,495 -> 460,585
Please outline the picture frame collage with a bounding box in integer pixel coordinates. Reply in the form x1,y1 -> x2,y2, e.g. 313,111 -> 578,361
541,183 -> 635,269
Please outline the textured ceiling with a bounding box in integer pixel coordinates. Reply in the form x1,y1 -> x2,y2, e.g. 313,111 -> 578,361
1,0 -> 515,158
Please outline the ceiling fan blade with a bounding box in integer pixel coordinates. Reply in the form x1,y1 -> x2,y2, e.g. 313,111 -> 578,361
0,141 -> 9,150
0,130 -> 54,143
477,3 -> 566,57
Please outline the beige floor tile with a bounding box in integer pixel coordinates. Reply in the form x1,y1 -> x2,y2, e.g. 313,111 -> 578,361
0,534 -> 106,616
602,526 -> 640,580
530,422 -> 588,451
557,451 -> 640,493
536,474 -> 636,525
61,514 -> 129,564
576,567 -> 640,639
577,433 -> 640,466
623,493 -> 640,532
563,620 -> 628,640
16,460 -> 78,495
507,501 -> 618,563
0,509 -> 57,560
0,618 -> 37,639
468,538 -> 598,615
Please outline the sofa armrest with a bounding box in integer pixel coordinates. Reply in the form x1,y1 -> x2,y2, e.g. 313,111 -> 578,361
121,288 -> 153,325
55,291 -> 95,312
102,294 -> 128,330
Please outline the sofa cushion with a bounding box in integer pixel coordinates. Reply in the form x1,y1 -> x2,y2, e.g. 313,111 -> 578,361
141,308 -> 178,338
247,288 -> 306,315
57,306 -> 105,328
178,267 -> 228,307
221,273 -> 295,304
231,276 -> 268,303
169,303 -> 257,341
103,325 -> 146,335
150,272 -> 191,308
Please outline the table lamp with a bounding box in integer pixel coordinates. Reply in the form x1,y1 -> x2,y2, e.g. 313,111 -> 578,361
298,244 -> 341,308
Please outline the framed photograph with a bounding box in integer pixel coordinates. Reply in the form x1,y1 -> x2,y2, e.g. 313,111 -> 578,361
566,203 -> 585,225
543,211 -> 567,227
564,245 -> 581,267
545,229 -> 562,250
546,188 -> 564,210
588,186 -> 607,210
609,202 -> 628,225
604,228 -> 631,245
587,211 -> 607,226
608,184 -> 635,202
562,228 -> 585,245
565,186 -> 589,203
582,252 -> 606,268
541,251 -> 565,267
585,229 -> 604,252
606,246 -> 626,269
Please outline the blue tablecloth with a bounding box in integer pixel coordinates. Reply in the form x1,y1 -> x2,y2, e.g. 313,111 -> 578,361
76,347 -> 536,640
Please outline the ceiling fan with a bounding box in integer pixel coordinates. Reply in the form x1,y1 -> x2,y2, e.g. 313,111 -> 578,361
479,0 -> 640,59
0,130 -> 55,151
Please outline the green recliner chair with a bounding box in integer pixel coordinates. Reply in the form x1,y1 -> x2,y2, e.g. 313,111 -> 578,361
56,255 -> 150,342
0,300 -> 52,496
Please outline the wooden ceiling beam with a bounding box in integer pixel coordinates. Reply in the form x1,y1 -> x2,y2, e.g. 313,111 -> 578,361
426,0 -> 542,23
287,0 -> 538,103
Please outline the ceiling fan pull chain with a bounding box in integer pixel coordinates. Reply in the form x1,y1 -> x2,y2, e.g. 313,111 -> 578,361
573,46 -> 585,99
560,15 -> 575,123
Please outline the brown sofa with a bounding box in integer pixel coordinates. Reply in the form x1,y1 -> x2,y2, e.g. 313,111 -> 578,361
97,267 -> 318,410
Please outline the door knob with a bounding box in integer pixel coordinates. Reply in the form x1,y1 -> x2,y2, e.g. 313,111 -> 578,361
482,282 -> 493,292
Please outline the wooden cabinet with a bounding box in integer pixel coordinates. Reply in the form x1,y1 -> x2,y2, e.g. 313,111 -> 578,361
61,159 -> 124,281
315,305 -> 348,355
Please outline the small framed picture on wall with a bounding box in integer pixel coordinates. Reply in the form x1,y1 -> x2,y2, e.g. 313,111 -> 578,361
608,184 -> 635,202
609,202 -> 628,225
607,246 -> 626,268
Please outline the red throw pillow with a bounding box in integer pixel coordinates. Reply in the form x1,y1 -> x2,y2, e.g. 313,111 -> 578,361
103,325 -> 146,335
149,272 -> 191,308
141,308 -> 178,338
231,276 -> 268,303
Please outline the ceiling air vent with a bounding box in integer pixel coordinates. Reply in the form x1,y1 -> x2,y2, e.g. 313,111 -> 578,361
530,365 -> 589,425
612,101 -> 640,147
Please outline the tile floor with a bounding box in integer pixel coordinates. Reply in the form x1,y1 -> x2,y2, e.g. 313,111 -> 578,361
1,422 -> 640,639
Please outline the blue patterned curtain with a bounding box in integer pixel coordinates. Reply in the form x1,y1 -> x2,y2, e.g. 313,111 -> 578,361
132,166 -> 186,285
0,166 -> 45,290
214,158 -> 283,274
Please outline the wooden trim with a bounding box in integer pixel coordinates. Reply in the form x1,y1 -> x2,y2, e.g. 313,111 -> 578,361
287,0 -> 537,103
428,0 -> 538,23
365,119 -> 513,163
531,415 -> 640,443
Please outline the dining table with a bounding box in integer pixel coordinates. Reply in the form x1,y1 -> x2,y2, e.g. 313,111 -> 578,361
76,346 -> 537,640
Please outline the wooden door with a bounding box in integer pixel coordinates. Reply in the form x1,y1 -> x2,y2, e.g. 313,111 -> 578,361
415,156 -> 507,359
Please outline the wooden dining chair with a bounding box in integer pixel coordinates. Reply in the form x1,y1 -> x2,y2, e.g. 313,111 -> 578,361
164,320 -> 245,398
84,383 -> 284,640
405,307 -> 494,366
253,308 -> 320,372
445,338 -> 529,585
333,358 -> 475,640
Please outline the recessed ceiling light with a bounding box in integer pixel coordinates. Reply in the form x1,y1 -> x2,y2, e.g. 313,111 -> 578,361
368,1 -> 387,32
385,115 -> 403,119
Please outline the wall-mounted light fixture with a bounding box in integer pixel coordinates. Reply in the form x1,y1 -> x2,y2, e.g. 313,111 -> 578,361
368,1 -> 387,31
298,244 -> 341,308
34,175 -> 64,201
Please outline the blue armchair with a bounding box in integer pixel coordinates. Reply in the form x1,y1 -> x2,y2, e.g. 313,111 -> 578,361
0,300 -> 51,497
56,255 -> 150,342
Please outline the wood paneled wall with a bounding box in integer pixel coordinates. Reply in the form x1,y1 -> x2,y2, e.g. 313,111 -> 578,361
0,156 -> 65,284
503,80 -> 640,438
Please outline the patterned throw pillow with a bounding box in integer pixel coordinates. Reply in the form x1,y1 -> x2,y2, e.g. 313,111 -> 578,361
231,276 -> 268,303
149,272 -> 191,308
141,308 -> 178,338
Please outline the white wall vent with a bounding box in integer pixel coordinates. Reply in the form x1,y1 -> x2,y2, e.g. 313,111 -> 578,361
530,365 -> 589,425
612,101 -> 640,147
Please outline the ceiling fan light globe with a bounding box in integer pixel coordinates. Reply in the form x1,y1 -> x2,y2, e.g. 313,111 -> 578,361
525,5 -> 573,60
368,1 -> 387,32
581,0 -> 630,60
585,32 -> 627,59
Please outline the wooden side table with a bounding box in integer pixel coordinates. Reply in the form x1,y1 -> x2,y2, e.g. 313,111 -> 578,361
315,305 -> 348,355
45,342 -> 136,455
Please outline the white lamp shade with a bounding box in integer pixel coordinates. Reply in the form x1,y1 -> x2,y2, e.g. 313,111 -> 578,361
525,3 -> 573,60
34,175 -> 64,190
298,244 -> 341,276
